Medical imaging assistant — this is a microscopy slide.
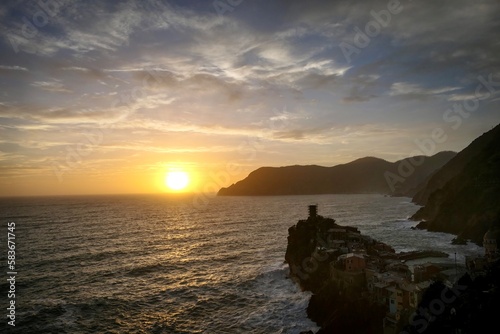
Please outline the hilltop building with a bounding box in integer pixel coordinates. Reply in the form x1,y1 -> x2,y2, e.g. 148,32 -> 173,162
465,228 -> 500,276
483,228 -> 499,260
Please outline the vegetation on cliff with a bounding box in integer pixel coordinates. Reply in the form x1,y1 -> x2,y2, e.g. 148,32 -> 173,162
411,124 -> 500,245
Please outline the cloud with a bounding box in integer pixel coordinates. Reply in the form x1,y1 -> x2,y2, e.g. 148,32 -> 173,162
0,104 -> 129,124
0,0 -> 499,193
389,82 -> 461,99
342,93 -> 376,103
61,66 -> 106,79
31,81 -> 73,93
0,65 -> 27,71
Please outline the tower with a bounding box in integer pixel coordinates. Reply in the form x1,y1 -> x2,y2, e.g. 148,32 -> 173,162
308,205 -> 317,219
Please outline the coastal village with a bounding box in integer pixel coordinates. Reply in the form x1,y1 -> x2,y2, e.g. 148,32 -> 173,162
286,205 -> 500,334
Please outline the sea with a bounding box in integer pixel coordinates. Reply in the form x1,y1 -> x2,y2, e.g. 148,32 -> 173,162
0,193 -> 484,334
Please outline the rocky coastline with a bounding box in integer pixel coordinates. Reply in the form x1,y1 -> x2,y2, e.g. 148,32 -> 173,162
285,205 -> 494,334
409,123 -> 500,246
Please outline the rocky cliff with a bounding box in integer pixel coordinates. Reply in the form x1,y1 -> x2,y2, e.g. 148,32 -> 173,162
286,205 -> 500,333
285,209 -> 390,333
411,124 -> 500,244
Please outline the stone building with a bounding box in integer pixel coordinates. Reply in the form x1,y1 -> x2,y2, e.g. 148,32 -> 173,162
483,228 -> 499,261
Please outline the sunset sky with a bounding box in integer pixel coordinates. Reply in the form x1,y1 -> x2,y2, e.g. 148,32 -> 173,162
1,0 -> 499,196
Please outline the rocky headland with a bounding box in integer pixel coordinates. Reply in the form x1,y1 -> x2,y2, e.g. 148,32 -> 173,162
286,205 -> 500,334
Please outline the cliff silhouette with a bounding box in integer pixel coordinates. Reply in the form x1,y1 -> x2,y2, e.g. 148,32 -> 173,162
411,123 -> 500,245
217,152 -> 456,196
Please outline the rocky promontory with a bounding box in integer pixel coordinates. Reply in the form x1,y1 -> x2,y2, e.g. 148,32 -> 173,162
285,206 -> 453,333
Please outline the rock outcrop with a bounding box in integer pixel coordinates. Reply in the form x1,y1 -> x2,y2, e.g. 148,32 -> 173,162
285,206 -> 450,334
411,124 -> 500,245
285,208 -> 389,333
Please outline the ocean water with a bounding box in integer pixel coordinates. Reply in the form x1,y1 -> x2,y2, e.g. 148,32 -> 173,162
0,194 -> 483,333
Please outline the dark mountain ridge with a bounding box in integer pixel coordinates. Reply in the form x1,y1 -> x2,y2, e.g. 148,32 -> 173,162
217,151 -> 456,196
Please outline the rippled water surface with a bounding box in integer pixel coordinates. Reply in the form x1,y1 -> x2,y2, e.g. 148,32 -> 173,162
0,194 -> 483,333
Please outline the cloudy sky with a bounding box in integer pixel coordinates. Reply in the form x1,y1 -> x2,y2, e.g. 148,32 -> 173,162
1,0 -> 499,196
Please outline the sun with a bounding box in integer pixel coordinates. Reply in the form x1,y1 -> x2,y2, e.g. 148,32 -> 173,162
165,171 -> 190,191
